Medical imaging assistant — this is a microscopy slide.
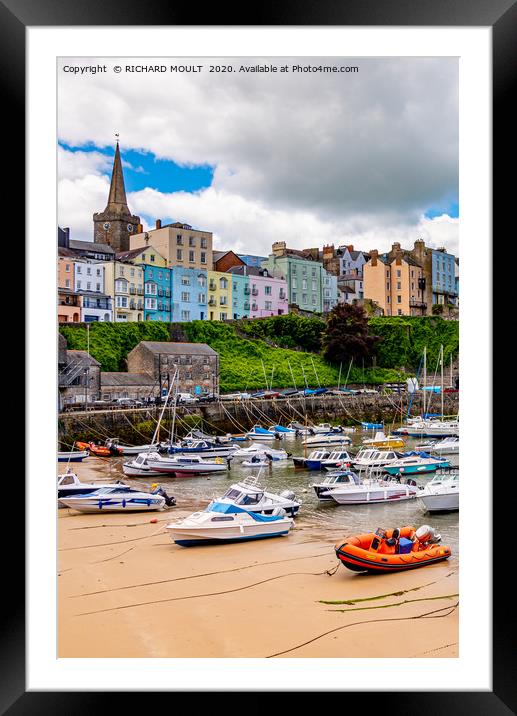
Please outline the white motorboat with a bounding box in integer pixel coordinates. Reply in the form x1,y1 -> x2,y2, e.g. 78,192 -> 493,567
328,475 -> 419,505
321,449 -> 354,470
419,469 -> 459,512
352,448 -> 401,471
232,443 -> 290,461
166,502 -> 293,546
122,451 -> 169,477
301,433 -> 351,448
417,436 -> 459,455
245,425 -> 279,441
163,439 -> 239,458
59,484 -> 175,512
104,437 -> 156,455
267,424 -> 297,437
382,452 -> 450,476
292,449 -> 330,469
57,450 -> 89,463
312,470 -> 362,501
146,454 -> 230,476
57,468 -> 101,501
394,419 -> 459,438
216,476 -> 301,517
285,422 -> 313,436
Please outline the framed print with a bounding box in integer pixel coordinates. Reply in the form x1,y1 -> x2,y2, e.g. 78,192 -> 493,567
4,0 -> 510,708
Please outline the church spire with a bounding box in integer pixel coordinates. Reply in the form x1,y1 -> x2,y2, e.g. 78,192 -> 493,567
106,140 -> 128,209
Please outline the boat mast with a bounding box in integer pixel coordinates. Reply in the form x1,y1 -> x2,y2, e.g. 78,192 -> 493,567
169,370 -> 179,445
440,344 -> 444,421
337,361 -> 342,390
148,369 -> 177,453
422,346 -> 427,417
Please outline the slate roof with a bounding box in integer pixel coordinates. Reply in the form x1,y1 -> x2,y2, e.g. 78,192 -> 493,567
101,372 -> 157,386
69,240 -> 115,255
67,350 -> 101,367
132,341 -> 218,356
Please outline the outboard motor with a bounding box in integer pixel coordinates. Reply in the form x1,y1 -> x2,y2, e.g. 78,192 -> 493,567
161,490 -> 176,507
279,489 -> 296,502
271,507 -> 286,517
415,525 -> 441,544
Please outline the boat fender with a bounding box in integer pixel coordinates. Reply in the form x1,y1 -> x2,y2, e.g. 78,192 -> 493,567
150,517 -> 158,523
122,499 -> 126,508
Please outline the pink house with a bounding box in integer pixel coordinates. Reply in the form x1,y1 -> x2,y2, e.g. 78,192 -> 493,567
229,266 -> 288,317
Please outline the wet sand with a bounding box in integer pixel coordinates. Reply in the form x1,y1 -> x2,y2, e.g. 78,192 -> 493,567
58,457 -> 459,658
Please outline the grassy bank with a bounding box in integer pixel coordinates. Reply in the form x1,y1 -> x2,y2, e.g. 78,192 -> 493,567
59,320 -> 406,392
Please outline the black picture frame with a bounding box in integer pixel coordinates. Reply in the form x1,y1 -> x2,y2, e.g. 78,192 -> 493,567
7,0 -> 508,711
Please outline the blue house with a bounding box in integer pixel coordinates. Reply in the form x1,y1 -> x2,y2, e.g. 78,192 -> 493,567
170,267 -> 208,322
229,270 -> 250,319
237,253 -> 268,268
143,264 -> 172,321
432,249 -> 457,306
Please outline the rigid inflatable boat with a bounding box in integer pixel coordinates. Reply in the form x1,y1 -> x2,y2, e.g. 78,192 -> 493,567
335,525 -> 451,573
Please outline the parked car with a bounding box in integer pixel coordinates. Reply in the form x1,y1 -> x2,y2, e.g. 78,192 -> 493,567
113,398 -> 143,407
175,393 -> 199,405
197,393 -> 219,403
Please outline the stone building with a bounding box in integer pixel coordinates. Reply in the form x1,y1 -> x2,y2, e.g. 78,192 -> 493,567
58,337 -> 101,408
363,248 -> 427,316
100,373 -> 160,402
93,142 -> 140,253
127,341 -> 219,396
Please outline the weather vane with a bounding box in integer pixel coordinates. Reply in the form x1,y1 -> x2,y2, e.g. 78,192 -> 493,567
115,132 -> 120,144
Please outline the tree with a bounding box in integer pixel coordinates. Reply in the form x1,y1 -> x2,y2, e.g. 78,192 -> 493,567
322,303 -> 381,365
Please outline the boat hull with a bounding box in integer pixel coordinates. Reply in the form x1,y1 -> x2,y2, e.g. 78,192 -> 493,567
420,492 -> 459,512
169,523 -> 291,546
330,485 -> 418,505
59,496 -> 165,512
57,451 -> 89,462
383,463 -> 447,476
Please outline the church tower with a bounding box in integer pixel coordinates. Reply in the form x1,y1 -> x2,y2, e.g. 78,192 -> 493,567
93,141 -> 140,252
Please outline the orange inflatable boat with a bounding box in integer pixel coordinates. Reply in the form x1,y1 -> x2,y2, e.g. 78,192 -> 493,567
76,441 -> 122,457
335,525 -> 451,573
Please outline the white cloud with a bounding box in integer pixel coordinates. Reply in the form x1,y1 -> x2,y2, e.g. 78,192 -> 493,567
57,57 -> 459,255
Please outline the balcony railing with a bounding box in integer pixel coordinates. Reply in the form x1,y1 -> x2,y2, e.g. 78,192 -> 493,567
409,299 -> 427,308
279,292 -> 286,299
244,286 -> 250,295
129,288 -> 136,294
244,301 -> 250,310
209,283 -> 217,291
137,288 -> 144,295
208,298 -> 216,306
251,304 -> 258,311
251,288 -> 258,296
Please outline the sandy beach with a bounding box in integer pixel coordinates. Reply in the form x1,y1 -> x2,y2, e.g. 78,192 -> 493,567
58,457 -> 458,658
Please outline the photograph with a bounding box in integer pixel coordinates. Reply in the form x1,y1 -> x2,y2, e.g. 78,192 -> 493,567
56,55 -> 460,660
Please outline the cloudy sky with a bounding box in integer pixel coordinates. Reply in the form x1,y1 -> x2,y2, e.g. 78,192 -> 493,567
58,57 -> 459,256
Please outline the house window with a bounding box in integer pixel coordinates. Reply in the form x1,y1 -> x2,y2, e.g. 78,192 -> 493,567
65,279 -> 70,288
220,312 -> 227,321
181,310 -> 190,321
116,296 -> 128,308
145,297 -> 157,310
302,294 -> 308,304
130,268 -> 135,277
302,279 -> 307,289
177,235 -> 183,245
265,286 -> 271,295
200,238 -> 207,249
189,250 -> 195,263
292,292 -> 297,302
150,255 -> 155,262
177,249 -> 183,260
189,237 -> 195,247
77,265 -> 82,274
397,295 -> 401,303
265,301 -> 272,310
200,252 -> 206,264
87,267 -> 91,275
397,282 -> 401,290
181,276 -> 190,285
77,281 -> 82,289
87,282 -> 91,290
397,270 -> 401,278
181,292 -> 190,302
398,309 -> 402,315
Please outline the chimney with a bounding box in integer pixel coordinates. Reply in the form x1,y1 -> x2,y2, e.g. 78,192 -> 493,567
323,244 -> 334,258
347,244 -> 354,251
272,241 -> 286,257
395,248 -> 403,265
155,219 -> 162,230
370,249 -> 378,267
137,223 -> 143,234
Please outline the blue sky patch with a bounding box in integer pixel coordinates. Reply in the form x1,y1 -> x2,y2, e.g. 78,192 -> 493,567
425,200 -> 459,219
59,142 -> 214,194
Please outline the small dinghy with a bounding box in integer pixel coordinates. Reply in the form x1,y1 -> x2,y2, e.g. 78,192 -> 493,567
104,437 -> 156,456
76,441 -> 122,457
57,450 -> 89,463
167,502 -> 293,546
59,484 -> 175,513
335,525 -> 451,573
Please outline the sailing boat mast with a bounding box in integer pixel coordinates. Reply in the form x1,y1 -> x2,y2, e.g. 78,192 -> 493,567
440,344 -> 444,421
148,369 -> 177,453
422,346 -> 427,417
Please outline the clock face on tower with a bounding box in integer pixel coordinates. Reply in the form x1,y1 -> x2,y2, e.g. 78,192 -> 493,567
103,222 -> 110,230
127,224 -> 133,232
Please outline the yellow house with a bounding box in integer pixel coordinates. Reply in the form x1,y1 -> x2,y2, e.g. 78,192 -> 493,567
116,245 -> 168,269
363,249 -> 426,316
102,261 -> 145,322
207,270 -> 232,321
